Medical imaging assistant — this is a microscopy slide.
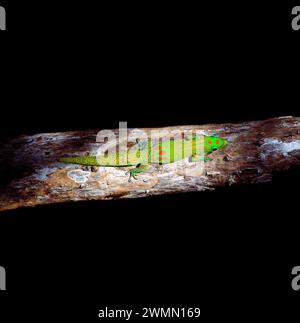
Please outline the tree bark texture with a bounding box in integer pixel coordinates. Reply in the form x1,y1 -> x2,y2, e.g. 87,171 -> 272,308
0,116 -> 300,212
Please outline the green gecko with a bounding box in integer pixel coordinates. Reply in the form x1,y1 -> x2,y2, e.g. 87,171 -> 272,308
60,135 -> 228,182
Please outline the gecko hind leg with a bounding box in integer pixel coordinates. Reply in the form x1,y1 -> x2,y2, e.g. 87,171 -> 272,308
128,164 -> 149,182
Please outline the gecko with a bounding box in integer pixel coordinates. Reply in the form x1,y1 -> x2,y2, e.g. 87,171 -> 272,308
60,135 -> 228,181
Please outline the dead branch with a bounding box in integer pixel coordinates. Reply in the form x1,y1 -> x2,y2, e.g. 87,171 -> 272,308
1,116 -> 300,211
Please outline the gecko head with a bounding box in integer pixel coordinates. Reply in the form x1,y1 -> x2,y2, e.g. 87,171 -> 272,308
205,136 -> 228,151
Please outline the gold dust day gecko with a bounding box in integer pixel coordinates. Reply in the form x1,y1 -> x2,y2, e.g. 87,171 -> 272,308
60,135 -> 228,181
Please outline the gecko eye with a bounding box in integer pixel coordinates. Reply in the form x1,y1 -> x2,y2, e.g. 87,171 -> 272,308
212,147 -> 218,151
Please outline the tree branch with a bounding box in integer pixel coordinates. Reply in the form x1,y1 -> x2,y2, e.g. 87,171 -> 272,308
1,116 -> 300,211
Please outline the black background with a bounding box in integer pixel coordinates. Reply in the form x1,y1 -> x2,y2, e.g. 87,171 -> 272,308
0,1 -> 299,321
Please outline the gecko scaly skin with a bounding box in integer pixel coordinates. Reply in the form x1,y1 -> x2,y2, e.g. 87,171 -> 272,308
60,135 -> 228,181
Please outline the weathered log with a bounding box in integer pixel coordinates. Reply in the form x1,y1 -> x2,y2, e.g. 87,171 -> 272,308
0,116 -> 300,212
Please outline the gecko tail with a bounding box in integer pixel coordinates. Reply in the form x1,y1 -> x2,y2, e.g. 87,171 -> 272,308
59,156 -> 99,166
59,156 -> 82,164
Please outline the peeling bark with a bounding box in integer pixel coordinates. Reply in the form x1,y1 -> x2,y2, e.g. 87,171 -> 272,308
0,116 -> 300,212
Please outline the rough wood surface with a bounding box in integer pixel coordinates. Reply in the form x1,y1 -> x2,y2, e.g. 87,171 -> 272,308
1,116 -> 300,212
